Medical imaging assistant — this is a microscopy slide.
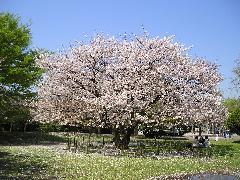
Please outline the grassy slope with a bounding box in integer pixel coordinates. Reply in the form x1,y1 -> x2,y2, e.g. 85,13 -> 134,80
0,139 -> 240,179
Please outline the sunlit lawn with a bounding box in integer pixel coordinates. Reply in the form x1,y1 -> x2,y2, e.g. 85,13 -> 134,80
0,134 -> 240,179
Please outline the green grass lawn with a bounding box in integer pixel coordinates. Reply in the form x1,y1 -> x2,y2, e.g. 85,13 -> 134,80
0,134 -> 240,179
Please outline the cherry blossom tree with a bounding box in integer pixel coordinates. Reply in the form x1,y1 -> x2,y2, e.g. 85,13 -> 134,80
35,34 -> 227,149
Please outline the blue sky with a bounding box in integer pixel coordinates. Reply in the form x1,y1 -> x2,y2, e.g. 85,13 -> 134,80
1,0 -> 240,98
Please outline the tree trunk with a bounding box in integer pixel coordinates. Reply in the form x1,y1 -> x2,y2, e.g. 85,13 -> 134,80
97,128 -> 101,134
112,128 -> 132,150
10,122 -> 13,132
134,126 -> 138,136
199,126 -> 202,136
24,122 -> 28,132
191,124 -> 194,134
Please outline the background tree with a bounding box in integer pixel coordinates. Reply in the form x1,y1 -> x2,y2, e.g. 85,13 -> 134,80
225,107 -> 240,135
0,13 -> 43,131
224,55 -> 240,135
224,98 -> 240,134
233,56 -> 240,90
36,34 -> 226,149
224,98 -> 240,112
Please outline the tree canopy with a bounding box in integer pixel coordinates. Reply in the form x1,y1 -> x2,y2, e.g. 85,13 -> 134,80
0,13 -> 42,128
35,34 -> 227,148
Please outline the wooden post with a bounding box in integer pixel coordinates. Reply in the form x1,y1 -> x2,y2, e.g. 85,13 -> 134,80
74,139 -> 78,153
73,136 -> 76,147
10,122 -> 13,132
88,134 -> 91,146
102,137 -> 105,146
155,141 -> 160,155
68,137 -> 71,151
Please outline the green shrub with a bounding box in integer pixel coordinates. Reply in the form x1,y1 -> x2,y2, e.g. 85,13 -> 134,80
39,123 -> 66,133
226,108 -> 240,135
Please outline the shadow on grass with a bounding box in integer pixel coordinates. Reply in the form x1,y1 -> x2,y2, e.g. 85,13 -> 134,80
0,132 -> 67,146
125,140 -> 235,158
135,135 -> 189,141
232,140 -> 240,144
0,150 -> 54,179
160,136 -> 189,141
192,144 -> 235,158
